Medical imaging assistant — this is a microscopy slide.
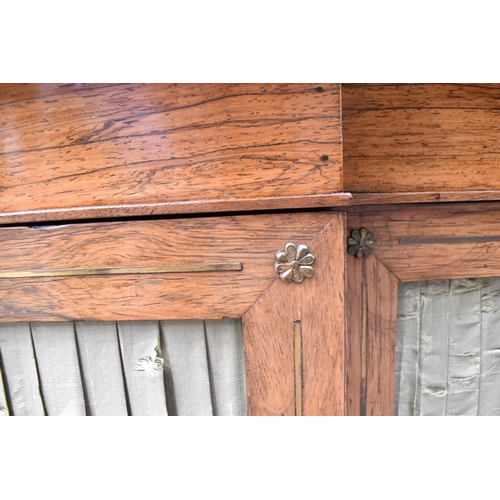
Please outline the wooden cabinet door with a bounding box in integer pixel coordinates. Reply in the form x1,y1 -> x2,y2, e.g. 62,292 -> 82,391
0,211 -> 346,416
346,202 -> 500,415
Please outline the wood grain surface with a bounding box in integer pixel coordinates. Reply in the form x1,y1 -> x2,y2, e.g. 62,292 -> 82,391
300,213 -> 345,416
0,212 -> 333,322
347,202 -> 500,282
346,252 -> 399,416
343,84 -> 500,195
364,256 -> 398,416
243,212 -> 345,416
0,193 -> 352,225
345,254 -> 363,416
352,191 -> 500,205
0,83 -> 344,223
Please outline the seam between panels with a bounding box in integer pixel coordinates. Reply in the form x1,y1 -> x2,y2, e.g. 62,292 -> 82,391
0,344 -> 13,416
243,213 -> 337,319
72,322 -> 90,416
159,321 -> 176,416
28,322 -> 47,416
203,321 -> 216,417
116,322 -> 132,416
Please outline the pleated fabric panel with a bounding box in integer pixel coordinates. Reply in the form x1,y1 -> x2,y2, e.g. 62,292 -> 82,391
0,319 -> 246,416
117,321 -> 168,416
161,320 -> 213,416
0,363 -> 10,416
204,319 -> 247,416
75,322 -> 128,416
395,278 -> 500,416
0,323 -> 45,416
30,322 -> 86,416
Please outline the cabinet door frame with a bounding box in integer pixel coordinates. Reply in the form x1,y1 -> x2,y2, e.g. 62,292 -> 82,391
346,202 -> 500,416
0,210 -> 346,416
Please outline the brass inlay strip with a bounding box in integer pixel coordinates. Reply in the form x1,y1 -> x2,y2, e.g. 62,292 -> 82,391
400,236 -> 500,244
0,262 -> 243,279
360,278 -> 368,417
294,320 -> 303,417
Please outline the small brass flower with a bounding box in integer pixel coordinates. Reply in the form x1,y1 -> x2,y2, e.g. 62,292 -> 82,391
274,243 -> 315,283
348,228 -> 376,258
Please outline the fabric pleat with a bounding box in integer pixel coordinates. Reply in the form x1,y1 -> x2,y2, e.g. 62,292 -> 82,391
396,277 -> 500,416
0,319 -> 246,416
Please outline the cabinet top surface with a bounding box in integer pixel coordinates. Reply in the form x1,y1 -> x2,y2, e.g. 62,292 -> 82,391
0,83 -> 347,224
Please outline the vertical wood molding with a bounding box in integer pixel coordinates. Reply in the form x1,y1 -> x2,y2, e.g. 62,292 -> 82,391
300,213 -> 345,416
346,254 -> 399,416
243,213 -> 346,416
293,321 -> 303,416
364,257 -> 399,416
346,255 -> 364,416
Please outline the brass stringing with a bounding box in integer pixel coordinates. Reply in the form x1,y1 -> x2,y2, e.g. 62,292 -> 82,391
0,262 -> 243,279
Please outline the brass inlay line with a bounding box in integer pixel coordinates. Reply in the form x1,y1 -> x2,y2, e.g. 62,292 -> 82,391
360,278 -> 368,417
294,320 -> 303,417
0,262 -> 243,279
400,236 -> 500,244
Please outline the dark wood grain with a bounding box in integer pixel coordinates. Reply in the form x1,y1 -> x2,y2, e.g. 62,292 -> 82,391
343,84 -> 500,109
0,84 -> 115,105
0,84 -> 343,222
343,84 -> 500,195
0,212 -> 333,321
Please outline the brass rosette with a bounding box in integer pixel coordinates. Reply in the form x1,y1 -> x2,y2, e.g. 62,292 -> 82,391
348,228 -> 376,258
274,243 -> 315,283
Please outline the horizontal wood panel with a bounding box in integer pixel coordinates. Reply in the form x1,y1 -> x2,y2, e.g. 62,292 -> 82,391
347,203 -> 500,281
0,193 -> 352,225
0,84 -> 116,105
343,84 -> 500,109
0,212 -> 334,321
351,191 -> 500,205
0,84 -> 343,222
343,84 -> 500,194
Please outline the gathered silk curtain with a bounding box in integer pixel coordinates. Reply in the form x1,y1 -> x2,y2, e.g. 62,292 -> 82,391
395,278 -> 500,416
0,319 -> 247,416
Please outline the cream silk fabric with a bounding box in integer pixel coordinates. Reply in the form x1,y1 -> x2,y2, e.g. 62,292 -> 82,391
0,319 -> 247,416
395,278 -> 500,416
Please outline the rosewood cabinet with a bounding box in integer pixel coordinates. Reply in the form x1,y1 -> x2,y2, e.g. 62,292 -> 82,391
4,83 -> 500,416
0,211 -> 346,415
0,83 -> 348,416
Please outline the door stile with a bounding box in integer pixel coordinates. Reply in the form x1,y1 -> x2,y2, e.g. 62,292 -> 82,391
243,212 -> 346,416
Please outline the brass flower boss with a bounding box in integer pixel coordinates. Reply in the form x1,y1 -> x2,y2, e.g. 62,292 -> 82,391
348,228 -> 376,258
274,243 -> 315,283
